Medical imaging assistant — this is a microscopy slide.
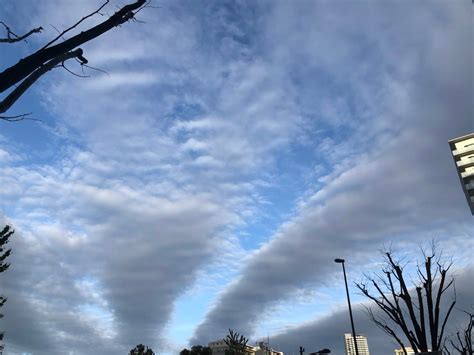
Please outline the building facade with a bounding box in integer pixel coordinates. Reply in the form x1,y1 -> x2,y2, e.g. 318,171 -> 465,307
449,133 -> 474,215
209,340 -> 232,354
208,340 -> 283,355
394,347 -> 415,355
344,334 -> 370,355
394,347 -> 436,355
255,342 -> 284,355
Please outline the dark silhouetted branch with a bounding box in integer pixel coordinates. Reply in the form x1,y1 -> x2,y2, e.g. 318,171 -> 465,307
0,49 -> 86,114
0,21 -> 43,43
0,0 -> 145,94
444,311 -> 473,355
0,113 -> 40,122
356,246 -> 456,353
40,0 -> 111,50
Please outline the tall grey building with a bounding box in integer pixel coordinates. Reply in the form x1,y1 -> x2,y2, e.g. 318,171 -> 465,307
449,133 -> 474,215
344,334 -> 370,355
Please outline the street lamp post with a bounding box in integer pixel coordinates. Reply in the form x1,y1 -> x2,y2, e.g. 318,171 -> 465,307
308,350 -> 331,355
335,258 -> 360,355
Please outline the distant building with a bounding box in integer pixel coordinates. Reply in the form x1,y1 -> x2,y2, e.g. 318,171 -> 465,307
255,342 -> 284,355
208,340 -> 283,355
344,334 -> 370,355
394,347 -> 415,355
209,339 -> 231,354
449,132 -> 474,215
394,347 -> 435,355
208,339 -> 258,355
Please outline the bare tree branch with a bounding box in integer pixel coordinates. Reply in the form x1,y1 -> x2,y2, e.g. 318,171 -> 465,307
444,310 -> 473,354
0,113 -> 39,122
40,0 -> 111,50
81,63 -> 110,77
0,21 -> 43,43
387,252 -> 426,349
356,246 -> 456,353
438,300 -> 457,350
366,306 -> 408,352
61,61 -> 91,78
0,0 -> 146,94
0,49 -> 86,114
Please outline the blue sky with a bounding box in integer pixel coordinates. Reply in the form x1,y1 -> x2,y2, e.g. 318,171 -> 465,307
0,1 -> 473,354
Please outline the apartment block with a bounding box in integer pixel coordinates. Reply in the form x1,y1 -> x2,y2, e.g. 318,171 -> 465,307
344,333 -> 370,355
394,347 -> 415,355
449,133 -> 474,215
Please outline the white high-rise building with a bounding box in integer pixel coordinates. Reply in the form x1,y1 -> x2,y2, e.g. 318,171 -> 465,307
449,132 -> 474,215
344,334 -> 370,355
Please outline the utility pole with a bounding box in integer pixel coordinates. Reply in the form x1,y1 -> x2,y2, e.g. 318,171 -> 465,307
299,346 -> 305,355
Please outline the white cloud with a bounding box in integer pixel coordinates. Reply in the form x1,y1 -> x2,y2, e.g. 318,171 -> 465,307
191,0 -> 473,346
0,0 -> 471,354
83,71 -> 159,90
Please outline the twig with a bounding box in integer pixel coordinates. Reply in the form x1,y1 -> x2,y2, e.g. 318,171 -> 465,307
0,21 -> 43,43
81,63 -> 110,77
0,113 -> 40,122
61,61 -> 90,78
49,24 -> 67,42
40,0 -> 110,50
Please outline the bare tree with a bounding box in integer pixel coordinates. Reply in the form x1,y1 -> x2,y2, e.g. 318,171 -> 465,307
444,311 -> 473,355
356,246 -> 456,354
0,225 -> 14,354
0,0 -> 147,121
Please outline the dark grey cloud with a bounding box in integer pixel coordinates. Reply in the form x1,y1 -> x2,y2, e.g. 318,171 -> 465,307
192,0 -> 472,344
1,292 -> 57,355
0,219 -> 124,355
1,187 -> 233,353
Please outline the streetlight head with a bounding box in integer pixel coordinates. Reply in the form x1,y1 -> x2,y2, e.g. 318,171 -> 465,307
334,258 -> 345,263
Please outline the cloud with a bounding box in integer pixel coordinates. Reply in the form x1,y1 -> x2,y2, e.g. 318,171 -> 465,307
0,0 -> 471,354
1,2 -> 303,349
1,159 -> 244,353
82,71 -> 159,90
191,0 -> 472,345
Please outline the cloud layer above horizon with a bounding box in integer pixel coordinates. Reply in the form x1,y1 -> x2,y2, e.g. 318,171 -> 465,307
0,1 -> 472,354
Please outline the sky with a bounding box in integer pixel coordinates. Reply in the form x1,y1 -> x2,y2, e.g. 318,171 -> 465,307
0,0 -> 473,354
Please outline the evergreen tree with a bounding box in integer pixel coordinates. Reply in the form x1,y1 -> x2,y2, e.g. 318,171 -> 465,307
129,344 -> 155,355
0,225 -> 14,353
